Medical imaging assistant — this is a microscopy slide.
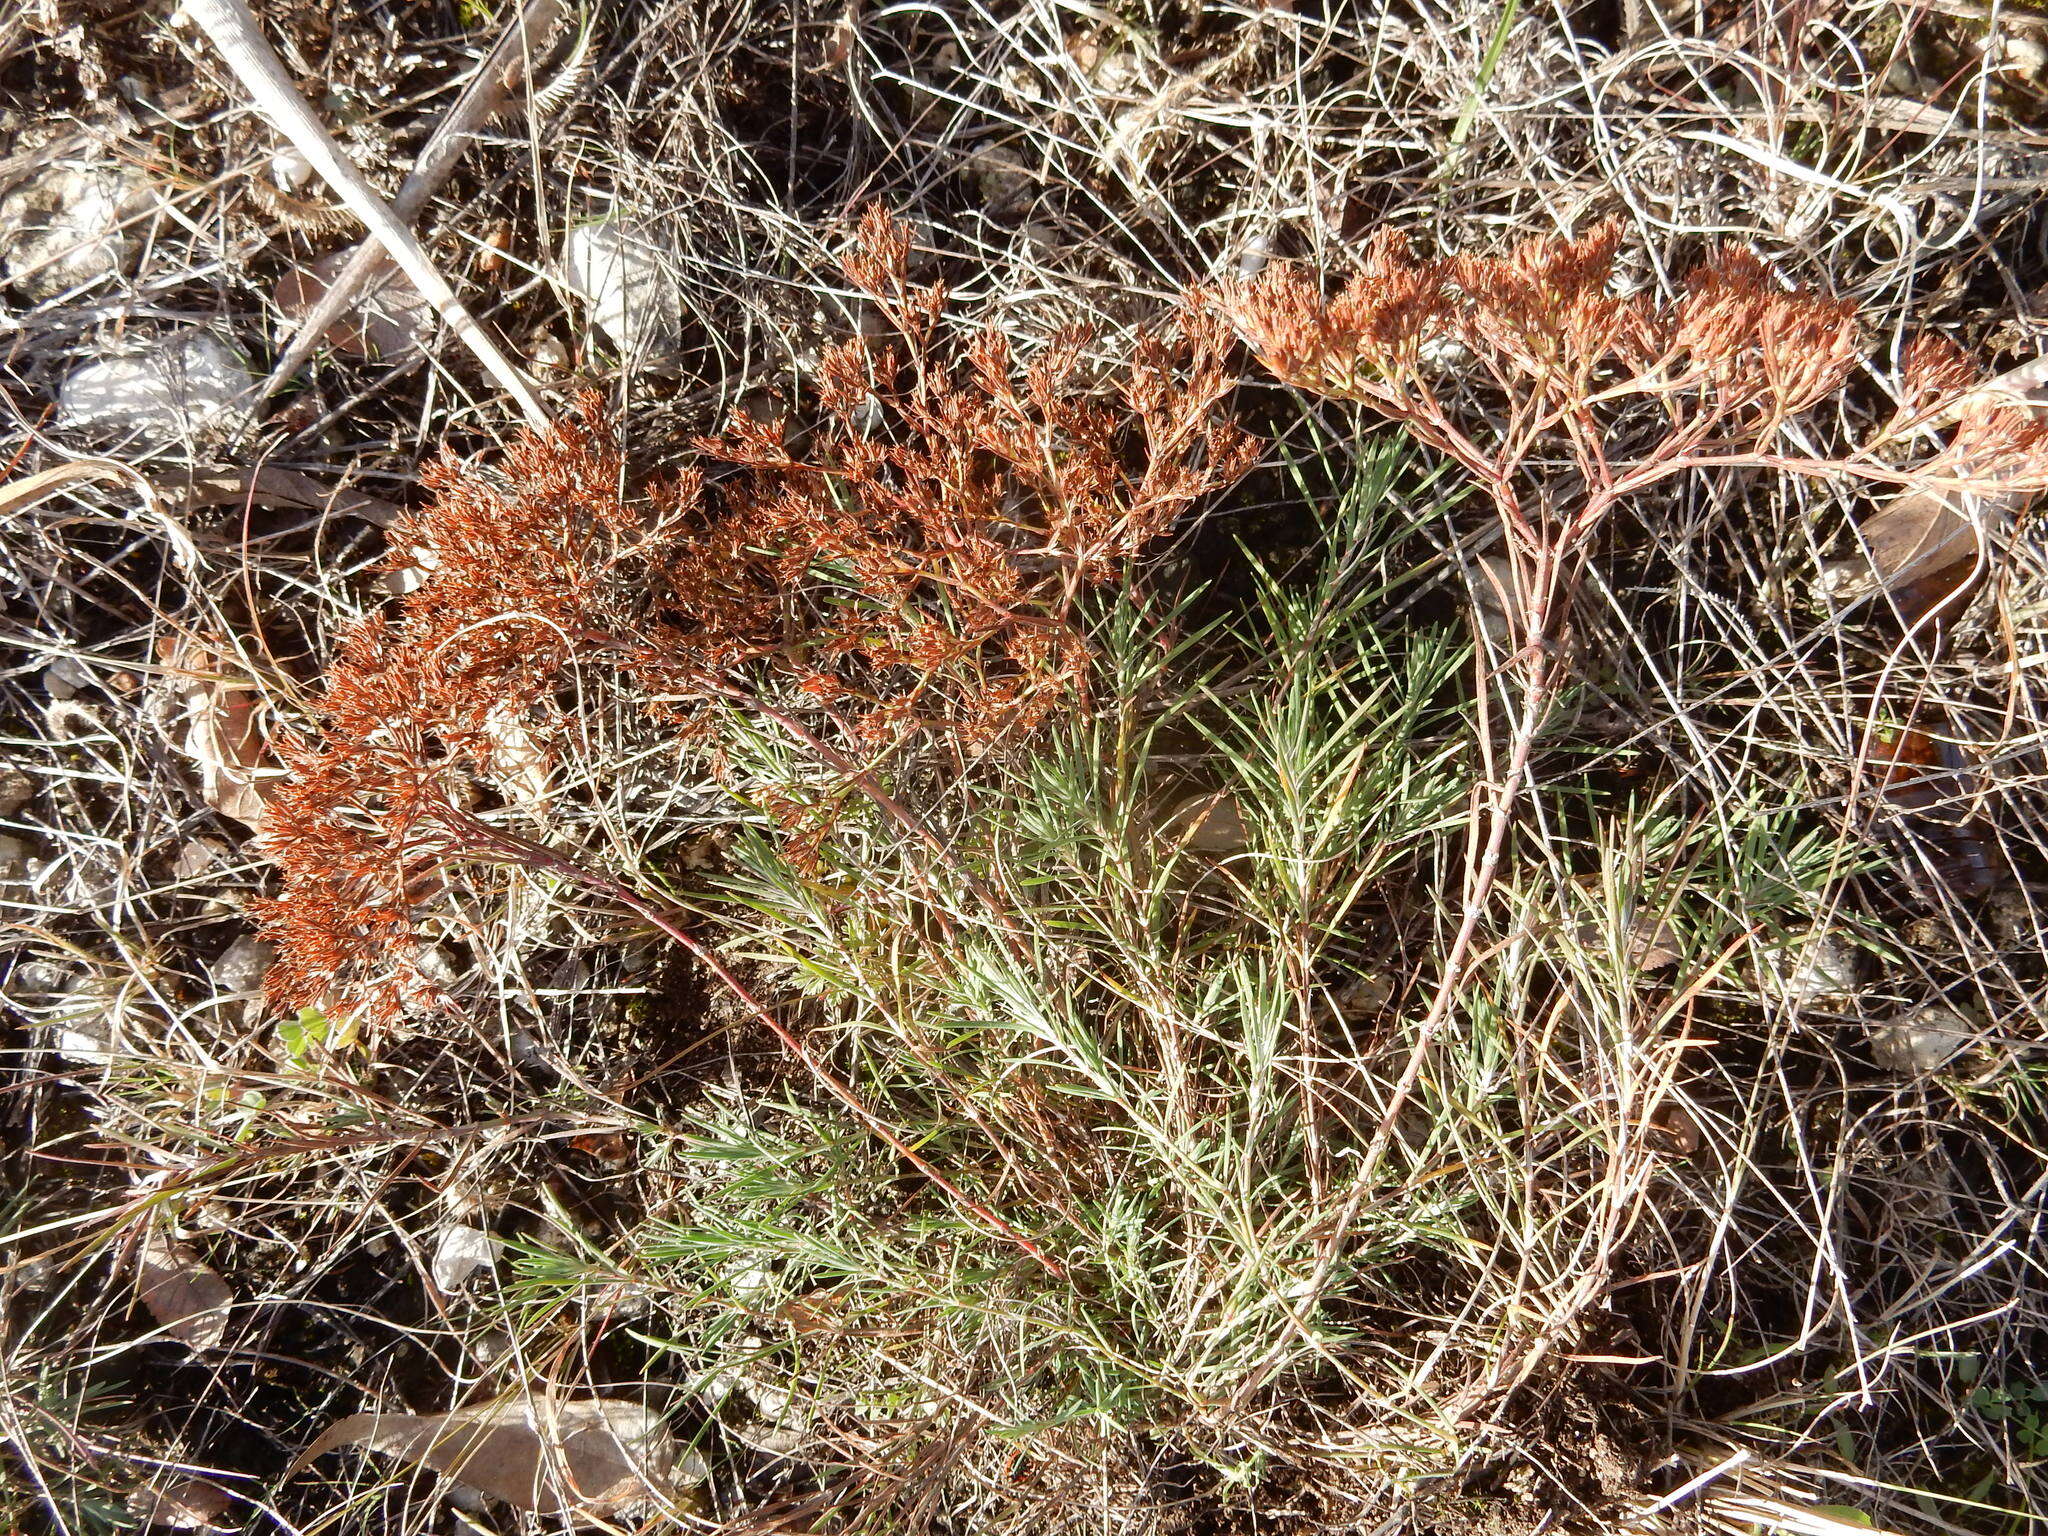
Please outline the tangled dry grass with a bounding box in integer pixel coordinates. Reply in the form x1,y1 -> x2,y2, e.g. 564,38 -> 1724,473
10,0 -> 2048,1534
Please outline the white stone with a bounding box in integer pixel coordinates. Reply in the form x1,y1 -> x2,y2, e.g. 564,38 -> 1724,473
1869,1003 -> 1978,1076
0,161 -> 152,300
59,330 -> 253,442
1766,926 -> 1865,1005
413,942 -> 463,989
267,147 -> 312,190
212,936 -> 273,997
55,1005 -> 119,1064
11,961 -> 73,997
0,765 -> 32,817
40,656 -> 94,699
431,1223 -> 499,1291
560,217 -> 682,360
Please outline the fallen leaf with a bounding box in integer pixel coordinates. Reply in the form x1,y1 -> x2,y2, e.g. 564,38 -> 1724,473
179,682 -> 270,828
275,252 -> 428,361
289,1393 -> 696,1521
569,1130 -> 632,1164
1646,1100 -> 1702,1156
159,638 -> 280,831
481,704 -> 550,812
137,1231 -> 234,1352
1827,488 -> 1986,626
1621,910 -> 1683,972
126,1477 -> 236,1530
1568,876 -> 1682,973
156,465 -> 400,526
1864,720 -> 2005,898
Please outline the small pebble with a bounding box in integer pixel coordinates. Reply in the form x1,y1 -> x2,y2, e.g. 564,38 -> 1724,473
170,838 -> 227,881
212,935 -> 274,997
40,656 -> 94,699
430,1223 -> 499,1291
1869,1003 -> 1979,1076
58,330 -> 254,443
0,161 -> 152,299
1766,926 -> 1865,1005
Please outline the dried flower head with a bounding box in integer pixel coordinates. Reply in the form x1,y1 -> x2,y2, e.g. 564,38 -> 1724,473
678,212 -> 1256,743
1224,222 -> 1859,448
1215,222 -> 1877,675
257,406 -> 699,1025
259,212 -> 1254,1027
1227,228 -> 1451,397
1449,221 -> 1658,391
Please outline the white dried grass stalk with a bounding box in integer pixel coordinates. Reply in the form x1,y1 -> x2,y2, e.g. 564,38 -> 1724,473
180,0 -> 549,429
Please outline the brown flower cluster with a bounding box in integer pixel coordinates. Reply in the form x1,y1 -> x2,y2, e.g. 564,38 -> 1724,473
258,209 -> 1253,1026
1891,332 -> 2048,499
672,206 -> 1254,743
255,411 -> 700,1024
1222,223 -> 1862,557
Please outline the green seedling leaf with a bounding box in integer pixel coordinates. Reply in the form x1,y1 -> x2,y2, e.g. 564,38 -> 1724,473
279,1005 -> 358,1065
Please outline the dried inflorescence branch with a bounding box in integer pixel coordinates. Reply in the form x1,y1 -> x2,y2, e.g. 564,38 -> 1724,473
1222,222 -> 1863,589
259,208 -> 1254,1027
256,411 -> 700,1024
1217,222 -> 2016,1154
681,205 -> 1255,743
1221,223 -> 2048,657
1888,332 -> 2048,499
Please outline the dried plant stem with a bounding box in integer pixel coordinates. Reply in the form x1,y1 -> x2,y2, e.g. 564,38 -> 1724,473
1363,650 -> 1551,1161
723,688 -> 1031,956
253,0 -> 566,405
181,0 -> 548,428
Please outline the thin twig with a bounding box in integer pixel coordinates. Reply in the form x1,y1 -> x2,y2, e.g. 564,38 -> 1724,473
252,0 -> 567,406
180,0 -> 549,429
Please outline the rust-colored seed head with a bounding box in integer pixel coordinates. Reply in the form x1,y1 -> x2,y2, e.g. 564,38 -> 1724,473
259,212 -> 1255,1028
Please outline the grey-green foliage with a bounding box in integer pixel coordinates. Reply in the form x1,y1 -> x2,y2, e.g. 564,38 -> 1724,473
504,443 -> 1863,1507
603,447 -> 1482,1434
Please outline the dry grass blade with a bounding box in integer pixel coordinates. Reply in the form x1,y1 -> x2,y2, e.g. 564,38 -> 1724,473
0,460 -> 201,570
253,0 -> 567,404
178,0 -> 547,427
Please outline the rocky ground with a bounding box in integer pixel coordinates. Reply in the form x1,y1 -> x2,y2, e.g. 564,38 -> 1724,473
8,0 -> 2048,1533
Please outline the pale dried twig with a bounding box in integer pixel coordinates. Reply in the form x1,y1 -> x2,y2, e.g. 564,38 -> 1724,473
251,0 -> 568,407
179,0 -> 549,429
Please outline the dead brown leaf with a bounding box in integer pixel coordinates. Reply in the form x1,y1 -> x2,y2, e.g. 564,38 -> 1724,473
157,465 -> 400,526
288,1393 -> 695,1521
1831,488 -> 1989,626
136,1231 -> 233,1352
276,252 -> 428,361
125,1478 -> 236,1530
159,638 -> 279,831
